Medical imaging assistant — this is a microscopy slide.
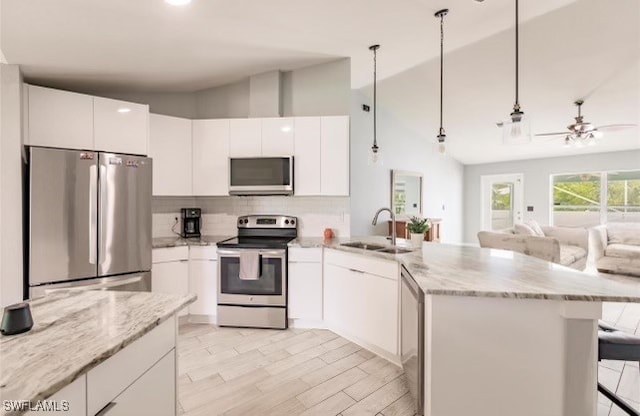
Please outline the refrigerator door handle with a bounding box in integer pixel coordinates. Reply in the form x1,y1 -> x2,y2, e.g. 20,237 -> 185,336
89,165 -> 98,265
99,164 -> 107,266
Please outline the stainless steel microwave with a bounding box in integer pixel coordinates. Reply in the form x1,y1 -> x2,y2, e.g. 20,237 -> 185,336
229,157 -> 294,196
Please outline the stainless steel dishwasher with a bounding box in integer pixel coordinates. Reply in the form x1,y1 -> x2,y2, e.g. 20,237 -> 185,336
401,266 -> 425,415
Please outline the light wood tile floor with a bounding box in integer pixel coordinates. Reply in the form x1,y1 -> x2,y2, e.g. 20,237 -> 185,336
177,325 -> 414,416
177,273 -> 640,416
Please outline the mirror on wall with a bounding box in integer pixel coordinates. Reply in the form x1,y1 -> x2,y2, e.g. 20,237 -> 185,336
391,170 -> 423,217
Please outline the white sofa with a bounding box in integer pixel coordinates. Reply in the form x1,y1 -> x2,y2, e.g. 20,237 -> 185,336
477,225 -> 589,270
591,222 -> 640,277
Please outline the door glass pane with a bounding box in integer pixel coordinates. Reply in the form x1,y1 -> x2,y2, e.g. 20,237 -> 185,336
220,257 -> 282,295
491,182 -> 514,230
607,170 -> 640,223
230,158 -> 290,186
552,173 -> 601,227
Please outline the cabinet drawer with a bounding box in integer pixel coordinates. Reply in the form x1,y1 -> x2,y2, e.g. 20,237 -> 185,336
152,247 -> 189,263
289,247 -> 322,263
105,351 -> 175,416
324,249 -> 398,280
189,246 -> 218,260
25,375 -> 86,416
87,317 -> 176,415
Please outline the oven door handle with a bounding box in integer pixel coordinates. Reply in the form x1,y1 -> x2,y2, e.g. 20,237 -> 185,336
217,249 -> 285,257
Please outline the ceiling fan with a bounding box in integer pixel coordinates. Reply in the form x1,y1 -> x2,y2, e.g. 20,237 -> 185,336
535,100 -> 637,147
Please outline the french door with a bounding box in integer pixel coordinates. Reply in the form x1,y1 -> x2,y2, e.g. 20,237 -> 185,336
481,173 -> 524,231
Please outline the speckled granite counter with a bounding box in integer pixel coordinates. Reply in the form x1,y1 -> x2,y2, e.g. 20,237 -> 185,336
294,236 -> 640,302
152,235 -> 231,248
0,290 -> 195,413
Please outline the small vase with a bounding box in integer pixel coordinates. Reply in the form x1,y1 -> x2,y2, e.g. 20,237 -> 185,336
410,233 -> 424,248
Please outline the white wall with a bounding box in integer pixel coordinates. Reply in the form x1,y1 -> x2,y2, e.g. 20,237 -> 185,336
195,79 -> 250,119
0,64 -> 24,306
349,89 -> 464,243
463,150 -> 640,243
281,59 -> 350,117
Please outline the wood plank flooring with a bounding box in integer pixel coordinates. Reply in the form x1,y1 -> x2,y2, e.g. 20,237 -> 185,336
177,272 -> 640,416
178,325 -> 413,416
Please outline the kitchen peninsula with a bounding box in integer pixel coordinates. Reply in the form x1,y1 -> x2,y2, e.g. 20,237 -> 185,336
0,290 -> 195,416
291,238 -> 640,416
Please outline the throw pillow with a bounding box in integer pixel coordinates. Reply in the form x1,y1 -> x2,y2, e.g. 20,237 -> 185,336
514,223 -> 536,236
525,220 -> 545,237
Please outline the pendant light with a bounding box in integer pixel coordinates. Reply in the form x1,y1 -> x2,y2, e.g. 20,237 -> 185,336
435,9 -> 448,155
368,44 -> 383,166
501,0 -> 531,144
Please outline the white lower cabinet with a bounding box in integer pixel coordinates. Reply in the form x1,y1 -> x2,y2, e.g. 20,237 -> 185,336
188,259 -> 217,316
152,248 -> 190,317
324,250 -> 399,357
289,262 -> 322,321
105,352 -> 175,416
25,375 -> 86,416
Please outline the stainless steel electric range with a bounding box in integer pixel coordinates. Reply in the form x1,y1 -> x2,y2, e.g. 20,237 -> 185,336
216,215 -> 297,329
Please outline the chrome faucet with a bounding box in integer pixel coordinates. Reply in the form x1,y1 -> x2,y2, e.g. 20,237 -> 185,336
372,207 -> 396,246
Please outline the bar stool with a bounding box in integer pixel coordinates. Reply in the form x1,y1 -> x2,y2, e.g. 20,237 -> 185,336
598,321 -> 640,416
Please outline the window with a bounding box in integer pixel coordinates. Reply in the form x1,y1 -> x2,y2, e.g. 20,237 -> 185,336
607,170 -> 640,223
552,170 -> 640,226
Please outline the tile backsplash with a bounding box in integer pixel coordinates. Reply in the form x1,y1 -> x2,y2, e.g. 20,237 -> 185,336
152,196 -> 351,238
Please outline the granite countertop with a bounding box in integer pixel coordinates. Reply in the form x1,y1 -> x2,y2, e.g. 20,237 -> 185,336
152,235 -> 231,248
305,236 -> 640,302
0,290 -> 195,414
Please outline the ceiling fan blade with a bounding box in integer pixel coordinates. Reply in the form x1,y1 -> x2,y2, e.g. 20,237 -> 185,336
596,124 -> 638,132
535,132 -> 569,137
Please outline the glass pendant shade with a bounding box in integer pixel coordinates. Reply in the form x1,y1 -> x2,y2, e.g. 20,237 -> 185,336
502,112 -> 531,144
368,146 -> 384,165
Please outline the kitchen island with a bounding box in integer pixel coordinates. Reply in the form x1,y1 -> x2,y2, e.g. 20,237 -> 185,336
0,290 -> 195,416
293,238 -> 640,416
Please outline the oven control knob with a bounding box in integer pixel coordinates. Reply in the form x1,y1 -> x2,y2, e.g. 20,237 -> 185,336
285,219 -> 289,225
290,219 -> 295,225
238,219 -> 243,225
244,219 -> 249,224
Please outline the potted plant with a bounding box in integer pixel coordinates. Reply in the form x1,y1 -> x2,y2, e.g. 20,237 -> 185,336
407,216 -> 430,247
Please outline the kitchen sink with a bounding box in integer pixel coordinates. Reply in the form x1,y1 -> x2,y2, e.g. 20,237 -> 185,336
376,247 -> 414,254
340,242 -> 387,251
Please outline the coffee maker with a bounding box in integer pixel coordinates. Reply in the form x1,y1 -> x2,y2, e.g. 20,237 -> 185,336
181,208 -> 201,238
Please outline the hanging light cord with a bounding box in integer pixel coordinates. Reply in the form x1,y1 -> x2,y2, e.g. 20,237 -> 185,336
514,0 -> 520,112
439,11 -> 444,135
372,46 -> 378,151
435,9 -> 448,141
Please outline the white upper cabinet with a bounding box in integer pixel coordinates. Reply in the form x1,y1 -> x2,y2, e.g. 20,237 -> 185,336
192,119 -> 229,196
26,85 -> 149,155
261,117 -> 295,156
229,118 -> 261,157
93,96 -> 149,155
320,116 -> 350,196
27,85 -> 94,150
149,114 -> 192,196
294,117 -> 322,196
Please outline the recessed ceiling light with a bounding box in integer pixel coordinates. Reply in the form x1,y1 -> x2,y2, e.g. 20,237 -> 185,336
117,108 -> 131,113
165,0 -> 191,5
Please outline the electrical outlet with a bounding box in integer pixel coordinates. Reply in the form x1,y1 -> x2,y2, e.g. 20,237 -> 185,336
362,104 -> 370,112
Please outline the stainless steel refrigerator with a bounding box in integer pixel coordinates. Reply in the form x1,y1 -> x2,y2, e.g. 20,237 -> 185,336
26,147 -> 152,298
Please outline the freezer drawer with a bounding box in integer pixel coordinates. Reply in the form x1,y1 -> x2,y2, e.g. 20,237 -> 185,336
30,272 -> 151,299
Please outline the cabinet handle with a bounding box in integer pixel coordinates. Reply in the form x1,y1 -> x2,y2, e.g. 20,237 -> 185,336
95,402 -> 117,416
348,268 -> 365,274
179,259 -> 189,263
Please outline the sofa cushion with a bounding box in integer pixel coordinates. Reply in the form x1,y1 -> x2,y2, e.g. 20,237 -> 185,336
607,222 -> 640,246
559,245 -> 587,265
514,223 -> 536,236
525,220 -> 545,237
606,244 -> 640,260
